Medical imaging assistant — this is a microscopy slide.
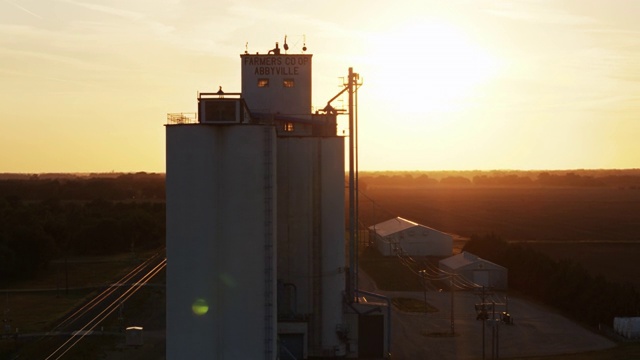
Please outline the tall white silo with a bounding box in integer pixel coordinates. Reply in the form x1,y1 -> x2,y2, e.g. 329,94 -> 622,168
319,137 -> 347,353
276,135 -> 345,356
166,124 -> 277,360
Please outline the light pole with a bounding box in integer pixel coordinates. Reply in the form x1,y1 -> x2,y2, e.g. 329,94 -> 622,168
481,286 -> 486,359
450,274 -> 455,335
419,270 -> 428,333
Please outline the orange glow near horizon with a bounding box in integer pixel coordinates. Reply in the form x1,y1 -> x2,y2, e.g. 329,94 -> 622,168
1,1 -> 639,172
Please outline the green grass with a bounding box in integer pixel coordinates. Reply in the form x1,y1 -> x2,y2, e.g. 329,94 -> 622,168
359,246 -> 424,291
1,252 -> 149,333
4,290 -> 90,332
0,250 -> 164,359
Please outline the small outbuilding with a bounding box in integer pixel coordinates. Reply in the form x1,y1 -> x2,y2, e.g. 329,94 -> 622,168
369,217 -> 453,257
439,252 -> 508,290
613,317 -> 640,339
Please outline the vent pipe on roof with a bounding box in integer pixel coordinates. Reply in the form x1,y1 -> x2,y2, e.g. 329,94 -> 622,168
268,42 -> 280,55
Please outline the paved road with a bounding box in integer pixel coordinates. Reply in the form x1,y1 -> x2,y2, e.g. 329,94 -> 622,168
358,269 -> 616,360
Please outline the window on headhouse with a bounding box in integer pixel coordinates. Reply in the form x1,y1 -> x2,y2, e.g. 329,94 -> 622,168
283,79 -> 295,88
283,122 -> 294,132
258,79 -> 269,87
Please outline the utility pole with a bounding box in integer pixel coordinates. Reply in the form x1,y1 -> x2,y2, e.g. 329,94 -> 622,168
3,293 -> 10,334
492,300 -> 496,359
326,67 -> 361,303
482,286 -> 486,359
347,67 -> 362,303
65,252 -> 69,295
354,70 -> 360,299
450,274 -> 455,335
420,270 -> 428,334
348,67 -> 356,302
496,318 -> 500,359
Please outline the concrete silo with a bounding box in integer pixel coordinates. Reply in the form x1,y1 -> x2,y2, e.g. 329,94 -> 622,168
166,41 -> 351,359
276,135 -> 345,356
166,122 -> 277,359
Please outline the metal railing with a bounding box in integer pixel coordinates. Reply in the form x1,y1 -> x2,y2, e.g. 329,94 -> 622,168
166,113 -> 197,125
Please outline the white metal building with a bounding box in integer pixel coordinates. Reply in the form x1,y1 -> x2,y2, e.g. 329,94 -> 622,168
369,217 -> 453,257
439,251 -> 508,290
614,317 -> 640,339
165,42 -> 360,359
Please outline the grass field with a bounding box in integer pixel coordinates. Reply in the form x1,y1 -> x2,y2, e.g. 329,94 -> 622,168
524,242 -> 640,289
0,251 -> 163,358
361,186 -> 640,242
2,253 -> 143,332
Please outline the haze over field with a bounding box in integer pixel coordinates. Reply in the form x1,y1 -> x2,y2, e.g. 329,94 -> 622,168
1,0 -> 639,172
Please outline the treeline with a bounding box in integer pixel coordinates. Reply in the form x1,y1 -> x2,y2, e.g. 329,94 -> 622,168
360,169 -> 640,189
0,175 -> 166,284
0,173 -> 165,201
463,234 -> 640,327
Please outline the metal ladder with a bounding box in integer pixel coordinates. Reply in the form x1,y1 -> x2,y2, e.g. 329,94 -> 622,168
263,126 -> 275,360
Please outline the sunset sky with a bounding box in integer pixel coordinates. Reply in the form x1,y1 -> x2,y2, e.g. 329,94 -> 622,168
1,0 -> 639,172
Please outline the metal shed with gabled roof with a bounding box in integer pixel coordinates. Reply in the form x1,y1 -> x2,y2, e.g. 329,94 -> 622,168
439,251 -> 508,290
368,217 -> 453,257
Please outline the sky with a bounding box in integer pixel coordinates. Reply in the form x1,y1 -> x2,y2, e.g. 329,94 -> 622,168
1,0 -> 639,172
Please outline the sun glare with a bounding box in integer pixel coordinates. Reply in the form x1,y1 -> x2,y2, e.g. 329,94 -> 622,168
364,20 -> 501,114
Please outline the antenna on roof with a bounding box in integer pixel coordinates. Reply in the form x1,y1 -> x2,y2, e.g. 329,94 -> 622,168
302,34 -> 307,52
283,35 -> 289,53
244,42 -> 248,54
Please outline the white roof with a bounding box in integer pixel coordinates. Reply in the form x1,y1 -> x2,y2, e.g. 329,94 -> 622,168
440,251 -> 505,271
369,217 -> 451,239
368,217 -> 420,237
440,251 -> 479,269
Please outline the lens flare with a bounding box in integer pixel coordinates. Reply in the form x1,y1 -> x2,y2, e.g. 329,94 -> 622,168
192,298 -> 209,316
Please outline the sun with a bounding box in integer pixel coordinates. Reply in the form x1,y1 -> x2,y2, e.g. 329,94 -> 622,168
363,20 -> 501,114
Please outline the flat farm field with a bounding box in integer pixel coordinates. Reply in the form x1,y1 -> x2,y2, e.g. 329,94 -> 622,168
360,186 -> 640,287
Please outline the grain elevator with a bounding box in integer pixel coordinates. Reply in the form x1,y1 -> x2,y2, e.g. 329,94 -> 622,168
165,41 -> 386,359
